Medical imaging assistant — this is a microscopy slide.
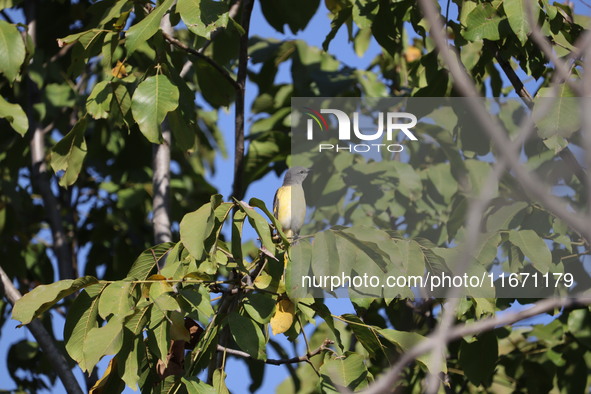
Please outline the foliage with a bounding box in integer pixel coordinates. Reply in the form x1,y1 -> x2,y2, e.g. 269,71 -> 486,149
1,0 -> 591,392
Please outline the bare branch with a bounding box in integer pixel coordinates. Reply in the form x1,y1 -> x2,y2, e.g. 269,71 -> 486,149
361,297 -> 591,394
0,9 -> 14,24
217,339 -> 334,365
0,266 -> 83,394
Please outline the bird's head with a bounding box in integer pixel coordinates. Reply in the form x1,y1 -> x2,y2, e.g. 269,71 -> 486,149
283,166 -> 311,185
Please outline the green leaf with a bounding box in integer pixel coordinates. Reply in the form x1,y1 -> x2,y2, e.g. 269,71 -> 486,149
534,85 -> 579,139
50,118 -> 88,188
180,286 -> 214,325
119,336 -> 144,390
228,312 -> 267,360
180,202 -> 215,261
236,200 -> 275,256
64,284 -> 106,372
243,132 -> 289,187
504,0 -> 538,45
126,242 -> 175,280
310,230 -> 339,279
341,314 -> 383,359
333,227 -> 389,273
459,332 -> 498,385
285,237 -> 313,299
323,7 -> 352,52
177,0 -> 229,39
170,310 -> 190,341
0,20 -> 25,82
351,0 -> 378,29
82,316 -> 125,372
111,83 -> 132,126
153,292 -> 181,313
212,368 -> 230,394
98,281 -> 133,319
0,95 -> 28,136
124,305 -> 150,336
195,61 -> 236,107
462,4 -> 507,41
12,276 -> 98,325
182,377 -> 217,394
57,29 -> 104,50
379,329 -> 446,374
250,197 -> 288,245
86,80 -> 113,119
243,292 -> 276,324
125,0 -> 174,54
131,74 -> 179,143
259,0 -> 320,34
148,319 -> 170,362
304,301 -> 343,351
508,229 -> 552,273
319,353 -> 369,392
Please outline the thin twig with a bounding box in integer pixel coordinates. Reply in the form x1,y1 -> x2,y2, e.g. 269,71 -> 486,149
0,9 -> 14,24
162,31 -> 240,92
216,339 -> 334,365
484,40 -> 533,106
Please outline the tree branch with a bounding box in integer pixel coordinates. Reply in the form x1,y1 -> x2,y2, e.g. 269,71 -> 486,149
152,16 -> 174,248
484,40 -> 533,106
231,0 -> 255,201
217,339 -> 334,365
162,31 -> 240,92
361,297 -> 591,394
0,266 -> 83,394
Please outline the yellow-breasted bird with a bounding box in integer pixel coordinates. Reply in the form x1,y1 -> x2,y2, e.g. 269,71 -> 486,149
273,167 -> 311,239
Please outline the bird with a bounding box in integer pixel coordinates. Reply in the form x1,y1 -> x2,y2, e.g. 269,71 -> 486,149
273,167 -> 311,240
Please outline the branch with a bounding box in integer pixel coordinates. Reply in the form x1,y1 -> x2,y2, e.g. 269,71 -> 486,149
0,266 -> 83,394
484,40 -> 533,106
217,339 -> 334,365
152,16 -> 173,247
0,9 -> 14,24
361,297 -> 591,394
162,31 -> 240,92
231,0 -> 255,201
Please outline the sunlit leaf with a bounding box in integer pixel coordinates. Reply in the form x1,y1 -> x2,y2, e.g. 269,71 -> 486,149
131,74 -> 179,143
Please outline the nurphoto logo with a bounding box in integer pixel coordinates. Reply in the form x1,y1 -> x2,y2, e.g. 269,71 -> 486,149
304,107 -> 418,153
